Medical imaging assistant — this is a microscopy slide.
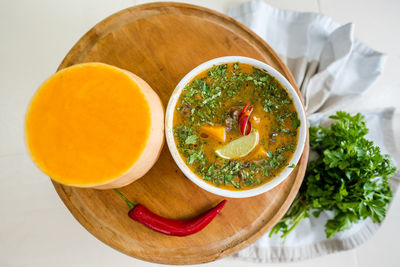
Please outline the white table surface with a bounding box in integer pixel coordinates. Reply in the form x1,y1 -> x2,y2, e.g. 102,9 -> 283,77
1,0 -> 400,266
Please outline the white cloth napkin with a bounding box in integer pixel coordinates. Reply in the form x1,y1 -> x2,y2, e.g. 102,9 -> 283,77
228,0 -> 400,262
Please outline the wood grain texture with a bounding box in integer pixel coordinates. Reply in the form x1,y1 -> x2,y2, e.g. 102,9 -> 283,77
52,2 -> 309,264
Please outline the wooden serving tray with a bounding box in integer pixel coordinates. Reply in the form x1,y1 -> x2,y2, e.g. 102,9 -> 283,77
53,2 -> 309,264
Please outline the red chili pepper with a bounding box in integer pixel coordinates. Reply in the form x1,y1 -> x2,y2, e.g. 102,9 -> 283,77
114,189 -> 226,236
238,103 -> 253,136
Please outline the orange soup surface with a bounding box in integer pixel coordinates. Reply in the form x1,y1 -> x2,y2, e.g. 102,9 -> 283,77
173,63 -> 300,190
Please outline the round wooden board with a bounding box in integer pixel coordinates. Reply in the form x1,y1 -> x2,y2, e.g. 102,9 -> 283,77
53,2 -> 309,265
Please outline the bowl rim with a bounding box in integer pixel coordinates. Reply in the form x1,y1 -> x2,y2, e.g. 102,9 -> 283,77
165,56 -> 307,198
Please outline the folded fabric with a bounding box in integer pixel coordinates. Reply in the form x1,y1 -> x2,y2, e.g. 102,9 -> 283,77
228,0 -> 400,262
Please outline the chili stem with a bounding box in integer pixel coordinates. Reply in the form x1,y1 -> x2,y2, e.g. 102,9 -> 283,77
113,188 -> 136,210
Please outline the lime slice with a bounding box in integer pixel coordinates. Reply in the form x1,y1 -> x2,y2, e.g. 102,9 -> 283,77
215,131 -> 259,159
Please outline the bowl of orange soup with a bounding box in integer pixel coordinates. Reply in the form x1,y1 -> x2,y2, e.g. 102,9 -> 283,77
165,56 -> 307,198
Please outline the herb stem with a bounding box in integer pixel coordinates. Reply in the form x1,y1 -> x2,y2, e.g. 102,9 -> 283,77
281,207 -> 307,239
298,197 -> 308,209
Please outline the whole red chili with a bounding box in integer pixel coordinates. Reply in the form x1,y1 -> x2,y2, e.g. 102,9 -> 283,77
114,189 -> 226,236
238,103 -> 253,136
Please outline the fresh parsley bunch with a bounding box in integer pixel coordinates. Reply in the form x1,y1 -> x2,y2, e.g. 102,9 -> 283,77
270,111 -> 397,239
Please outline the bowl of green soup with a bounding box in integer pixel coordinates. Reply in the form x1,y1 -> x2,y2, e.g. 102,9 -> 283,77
165,56 -> 307,198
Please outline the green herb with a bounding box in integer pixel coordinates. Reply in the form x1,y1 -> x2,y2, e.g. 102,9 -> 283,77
174,125 -> 194,144
281,99 -> 292,104
280,129 -> 297,136
185,135 -> 198,145
187,149 -> 205,165
292,119 -> 300,129
288,163 -> 296,168
270,111 -> 396,239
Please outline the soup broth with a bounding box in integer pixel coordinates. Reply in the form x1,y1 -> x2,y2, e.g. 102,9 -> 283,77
173,63 -> 299,190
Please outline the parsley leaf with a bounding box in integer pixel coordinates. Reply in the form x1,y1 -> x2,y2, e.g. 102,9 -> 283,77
185,135 -> 198,145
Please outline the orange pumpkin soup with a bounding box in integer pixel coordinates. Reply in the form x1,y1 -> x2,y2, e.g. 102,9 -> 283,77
173,63 -> 300,190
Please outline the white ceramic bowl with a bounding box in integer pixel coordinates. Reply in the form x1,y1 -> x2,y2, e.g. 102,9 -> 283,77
165,56 -> 307,198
